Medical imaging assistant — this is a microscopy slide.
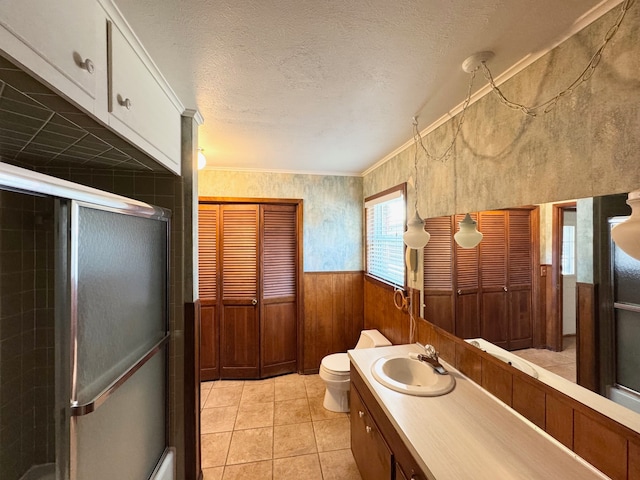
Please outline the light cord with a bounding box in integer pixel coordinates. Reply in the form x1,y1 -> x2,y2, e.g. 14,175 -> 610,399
481,0 -> 634,116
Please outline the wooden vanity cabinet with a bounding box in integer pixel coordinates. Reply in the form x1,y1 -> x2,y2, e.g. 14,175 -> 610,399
351,366 -> 429,480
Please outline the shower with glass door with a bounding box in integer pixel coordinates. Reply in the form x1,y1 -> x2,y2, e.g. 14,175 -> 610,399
0,163 -> 174,480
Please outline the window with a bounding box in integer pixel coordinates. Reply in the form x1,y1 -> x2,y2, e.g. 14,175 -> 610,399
561,224 -> 576,275
364,184 -> 406,288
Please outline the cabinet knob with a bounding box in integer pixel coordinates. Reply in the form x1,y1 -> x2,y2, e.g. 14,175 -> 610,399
80,58 -> 95,74
365,425 -> 372,434
358,410 -> 364,418
119,97 -> 132,110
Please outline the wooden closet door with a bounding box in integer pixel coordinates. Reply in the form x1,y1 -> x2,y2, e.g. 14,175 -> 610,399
479,211 -> 509,348
260,205 -> 298,377
455,213 -> 481,339
423,216 -> 455,333
507,210 -> 533,350
220,205 -> 260,378
198,204 -> 219,380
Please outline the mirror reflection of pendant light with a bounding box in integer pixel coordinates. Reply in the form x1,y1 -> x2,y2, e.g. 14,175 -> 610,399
611,190 -> 640,260
197,148 -> 207,170
454,213 -> 483,248
403,117 -> 431,250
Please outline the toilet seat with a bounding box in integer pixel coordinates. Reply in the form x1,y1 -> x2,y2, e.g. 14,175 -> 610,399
320,352 -> 349,374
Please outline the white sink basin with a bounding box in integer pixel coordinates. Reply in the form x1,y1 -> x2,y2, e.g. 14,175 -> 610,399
371,355 -> 455,396
488,352 -> 539,378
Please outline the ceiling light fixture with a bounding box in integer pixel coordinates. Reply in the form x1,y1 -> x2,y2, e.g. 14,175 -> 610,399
403,117 -> 431,250
197,148 -> 207,170
611,191 -> 640,260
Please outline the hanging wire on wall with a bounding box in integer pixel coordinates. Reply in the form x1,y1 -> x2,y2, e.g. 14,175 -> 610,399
480,0 -> 634,116
412,67 -> 478,164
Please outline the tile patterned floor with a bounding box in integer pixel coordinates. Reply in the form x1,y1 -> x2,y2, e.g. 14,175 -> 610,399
512,335 -> 577,383
200,374 -> 363,480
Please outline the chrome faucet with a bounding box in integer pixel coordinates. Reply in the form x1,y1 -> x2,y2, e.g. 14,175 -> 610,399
416,343 -> 448,375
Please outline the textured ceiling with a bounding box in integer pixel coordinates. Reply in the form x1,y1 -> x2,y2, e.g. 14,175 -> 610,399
114,0 -> 622,175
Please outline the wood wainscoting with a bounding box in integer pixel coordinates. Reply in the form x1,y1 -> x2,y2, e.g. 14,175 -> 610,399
302,271 -> 364,373
363,275 -> 419,346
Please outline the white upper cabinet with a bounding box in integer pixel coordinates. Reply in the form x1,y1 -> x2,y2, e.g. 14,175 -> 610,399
0,0 -> 107,115
106,16 -> 182,174
0,0 -> 184,175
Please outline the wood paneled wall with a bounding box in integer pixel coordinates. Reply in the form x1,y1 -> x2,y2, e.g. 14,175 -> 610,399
577,282 -> 598,391
302,271 -> 364,373
363,276 -> 418,345
417,317 -> 640,480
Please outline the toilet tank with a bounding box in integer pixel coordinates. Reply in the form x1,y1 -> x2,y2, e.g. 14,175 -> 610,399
354,329 -> 391,349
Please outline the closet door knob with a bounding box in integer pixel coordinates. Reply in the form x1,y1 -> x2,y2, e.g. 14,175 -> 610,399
503,286 -> 508,292
457,289 -> 462,295
251,298 -> 258,306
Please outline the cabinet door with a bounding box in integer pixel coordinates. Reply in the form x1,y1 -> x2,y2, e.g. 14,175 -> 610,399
107,19 -> 181,173
479,211 -> 508,347
0,0 -> 105,114
198,204 -> 219,380
351,386 -> 393,480
260,205 -> 298,377
220,205 -> 260,378
423,216 -> 455,333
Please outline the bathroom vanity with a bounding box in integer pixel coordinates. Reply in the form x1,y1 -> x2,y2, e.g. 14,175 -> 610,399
349,344 -> 607,480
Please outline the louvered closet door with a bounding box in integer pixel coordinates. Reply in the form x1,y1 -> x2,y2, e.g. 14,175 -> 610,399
507,210 -> 533,349
479,211 -> 509,348
455,213 -> 481,339
423,216 -> 455,332
260,205 -> 298,377
198,204 -> 219,380
220,205 -> 260,378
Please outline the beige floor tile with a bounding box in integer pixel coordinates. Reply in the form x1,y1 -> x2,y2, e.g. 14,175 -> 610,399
319,449 -> 362,480
205,386 -> 243,408
273,422 -> 317,458
308,394 -> 348,421
222,460 -> 272,479
212,380 -> 245,389
274,398 -> 311,426
234,402 -> 274,430
304,379 -> 326,399
273,453 -> 323,480
201,384 -> 213,410
201,406 -> 238,434
201,432 -> 232,468
275,373 -> 305,385
226,427 -> 273,465
202,466 -> 224,480
313,417 -> 351,452
275,380 -> 307,401
241,382 -> 275,405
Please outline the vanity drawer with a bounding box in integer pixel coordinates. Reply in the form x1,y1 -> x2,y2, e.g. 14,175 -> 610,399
351,385 -> 393,480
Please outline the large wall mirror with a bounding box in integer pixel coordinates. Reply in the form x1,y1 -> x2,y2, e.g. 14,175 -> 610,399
422,192 -> 640,425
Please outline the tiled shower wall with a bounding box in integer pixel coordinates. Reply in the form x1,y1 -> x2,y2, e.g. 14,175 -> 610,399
0,190 -> 55,480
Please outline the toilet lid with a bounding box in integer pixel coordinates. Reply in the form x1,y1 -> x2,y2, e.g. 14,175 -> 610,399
321,353 -> 349,373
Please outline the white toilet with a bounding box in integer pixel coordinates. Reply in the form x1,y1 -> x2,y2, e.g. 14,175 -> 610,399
319,329 -> 391,412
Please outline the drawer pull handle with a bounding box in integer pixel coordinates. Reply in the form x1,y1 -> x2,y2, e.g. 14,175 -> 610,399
365,425 -> 372,434
358,410 -> 365,418
80,57 -> 95,74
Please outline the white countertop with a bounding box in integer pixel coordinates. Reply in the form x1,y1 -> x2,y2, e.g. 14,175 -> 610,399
349,344 -> 609,480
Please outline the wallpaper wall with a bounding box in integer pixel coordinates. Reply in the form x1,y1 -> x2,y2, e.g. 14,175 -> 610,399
363,3 -> 640,219
198,170 -> 363,272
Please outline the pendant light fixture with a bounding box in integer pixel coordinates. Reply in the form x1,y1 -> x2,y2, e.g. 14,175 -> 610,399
454,213 -> 483,249
611,190 -> 640,260
403,117 -> 430,249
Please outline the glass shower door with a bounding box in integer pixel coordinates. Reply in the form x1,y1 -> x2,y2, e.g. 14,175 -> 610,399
57,200 -> 170,480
